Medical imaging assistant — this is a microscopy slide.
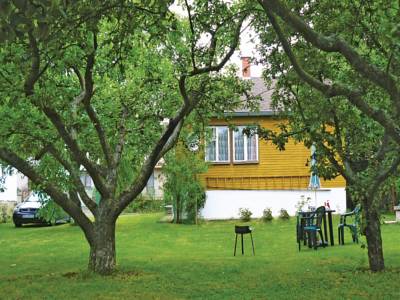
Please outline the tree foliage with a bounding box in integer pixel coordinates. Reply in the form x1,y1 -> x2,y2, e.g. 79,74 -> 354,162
162,138 -> 207,224
0,0 -> 255,274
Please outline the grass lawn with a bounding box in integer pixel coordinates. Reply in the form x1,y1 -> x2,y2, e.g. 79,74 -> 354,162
0,213 -> 399,299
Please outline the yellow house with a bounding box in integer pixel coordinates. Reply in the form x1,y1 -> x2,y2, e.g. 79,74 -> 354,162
199,64 -> 346,219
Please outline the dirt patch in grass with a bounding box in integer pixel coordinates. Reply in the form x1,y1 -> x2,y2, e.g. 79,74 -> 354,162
112,270 -> 141,279
62,272 -> 79,278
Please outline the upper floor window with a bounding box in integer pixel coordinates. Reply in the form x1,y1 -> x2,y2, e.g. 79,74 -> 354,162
205,126 -> 229,162
233,126 -> 258,162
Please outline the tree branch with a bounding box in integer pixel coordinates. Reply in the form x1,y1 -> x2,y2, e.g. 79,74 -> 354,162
184,0 -> 197,70
375,132 -> 390,162
115,105 -> 189,216
22,26 -> 109,201
71,66 -> 84,90
259,0 -> 400,115
178,75 -> 191,106
0,147 -> 94,244
24,31 -> 41,96
265,9 -> 400,146
156,120 -> 184,162
81,32 -> 113,169
45,145 -> 97,213
113,104 -> 129,169
371,155 -> 400,193
0,69 -> 14,86
0,126 -> 97,212
318,142 -> 354,184
41,105 -> 109,199
284,84 -> 354,182
113,12 -> 246,216
188,14 -> 246,76
329,102 -> 346,159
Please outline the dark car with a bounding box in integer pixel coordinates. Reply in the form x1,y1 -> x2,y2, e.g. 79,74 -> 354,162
13,193 -> 70,227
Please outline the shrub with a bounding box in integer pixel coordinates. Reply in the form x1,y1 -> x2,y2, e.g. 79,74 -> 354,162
279,208 -> 290,220
261,208 -> 273,222
295,196 -> 311,212
239,208 -> 252,222
123,196 -> 163,214
0,204 -> 13,223
0,204 -> 8,223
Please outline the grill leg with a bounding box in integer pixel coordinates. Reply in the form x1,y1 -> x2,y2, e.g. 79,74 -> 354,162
241,234 -> 244,255
250,232 -> 255,255
234,234 -> 238,256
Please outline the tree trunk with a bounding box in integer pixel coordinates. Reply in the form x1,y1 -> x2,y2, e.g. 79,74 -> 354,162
391,185 -> 397,211
175,195 -> 181,224
88,218 -> 116,275
346,186 -> 355,210
363,201 -> 385,272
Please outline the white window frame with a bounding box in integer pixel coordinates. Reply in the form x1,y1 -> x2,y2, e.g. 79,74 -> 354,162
233,126 -> 259,162
205,126 -> 230,163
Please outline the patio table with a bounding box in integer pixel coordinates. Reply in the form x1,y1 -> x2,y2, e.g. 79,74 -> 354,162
323,209 -> 336,246
297,208 -> 336,247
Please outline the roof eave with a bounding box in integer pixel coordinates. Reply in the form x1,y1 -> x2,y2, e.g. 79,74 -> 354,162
223,110 -> 278,117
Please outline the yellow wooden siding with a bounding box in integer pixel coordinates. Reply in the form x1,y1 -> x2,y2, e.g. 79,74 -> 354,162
200,116 -> 346,190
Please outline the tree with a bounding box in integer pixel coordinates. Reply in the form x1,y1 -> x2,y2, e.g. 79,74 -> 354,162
0,0 -> 251,274
253,0 -> 400,271
162,140 -> 207,224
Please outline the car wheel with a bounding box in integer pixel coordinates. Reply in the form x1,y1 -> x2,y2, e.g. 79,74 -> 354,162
14,222 -> 22,228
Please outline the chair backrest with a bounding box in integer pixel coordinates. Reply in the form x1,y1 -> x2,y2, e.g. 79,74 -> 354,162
314,206 -> 326,227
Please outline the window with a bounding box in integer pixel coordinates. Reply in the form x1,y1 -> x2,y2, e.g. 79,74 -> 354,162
205,126 -> 230,162
146,171 -> 155,197
233,126 -> 258,162
187,134 -> 200,152
80,174 -> 93,188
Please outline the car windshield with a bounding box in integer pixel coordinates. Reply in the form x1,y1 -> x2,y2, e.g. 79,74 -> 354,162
25,194 -> 42,203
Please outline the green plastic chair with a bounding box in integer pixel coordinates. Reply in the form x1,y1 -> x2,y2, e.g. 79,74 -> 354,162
296,212 -> 310,251
297,206 -> 326,250
338,204 -> 361,245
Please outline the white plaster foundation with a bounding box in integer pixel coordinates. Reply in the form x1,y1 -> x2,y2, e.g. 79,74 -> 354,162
394,206 -> 400,222
201,188 -> 346,220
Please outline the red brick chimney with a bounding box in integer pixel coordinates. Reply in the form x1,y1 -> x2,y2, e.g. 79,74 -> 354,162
241,56 -> 251,78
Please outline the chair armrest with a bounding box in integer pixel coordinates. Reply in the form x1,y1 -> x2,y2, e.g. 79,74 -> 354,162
339,212 -> 355,224
340,212 -> 355,217
300,216 -> 314,220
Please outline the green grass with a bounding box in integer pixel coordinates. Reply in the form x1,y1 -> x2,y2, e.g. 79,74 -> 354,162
0,214 -> 399,299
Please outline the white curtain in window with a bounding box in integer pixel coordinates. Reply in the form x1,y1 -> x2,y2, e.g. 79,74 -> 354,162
247,134 -> 257,161
234,128 -> 244,160
218,127 -> 229,161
